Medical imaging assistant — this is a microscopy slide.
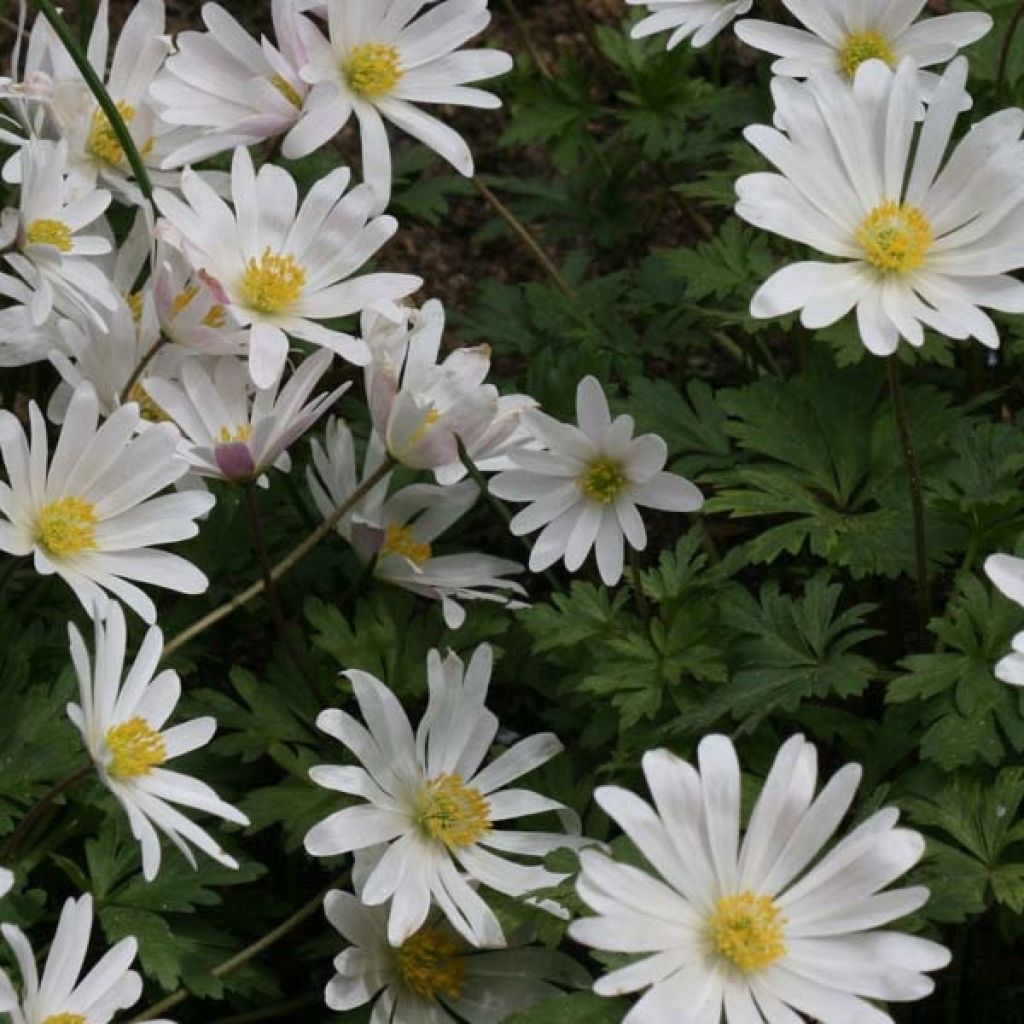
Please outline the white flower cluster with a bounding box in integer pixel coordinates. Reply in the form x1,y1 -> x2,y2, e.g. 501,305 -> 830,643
0,0 -> 960,1021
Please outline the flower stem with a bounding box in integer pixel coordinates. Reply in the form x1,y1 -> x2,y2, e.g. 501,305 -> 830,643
163,458 -> 397,659
886,356 -> 930,630
120,336 -> 170,406
997,0 -> 1024,103
0,764 -> 92,863
130,882 -> 338,1022
500,0 -> 554,79
32,0 -> 155,201
628,547 -> 650,621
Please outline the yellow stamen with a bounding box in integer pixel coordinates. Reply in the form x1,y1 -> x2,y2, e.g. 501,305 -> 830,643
26,218 -> 73,252
838,30 -> 896,78
202,304 -> 228,329
417,774 -> 491,849
344,42 -> 403,98
857,200 -> 932,274
36,497 -> 98,558
271,73 -> 302,108
217,424 -> 253,444
126,290 -> 145,324
171,285 -> 200,318
709,892 -> 787,973
241,248 -> 306,314
42,1015 -> 87,1024
580,458 -> 627,504
396,929 -> 466,1000
380,523 -> 432,566
105,717 -> 167,779
87,101 -> 154,166
128,382 -> 169,424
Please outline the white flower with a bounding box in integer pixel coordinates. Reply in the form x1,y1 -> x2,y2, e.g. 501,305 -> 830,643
0,275 -> 67,368
154,146 -> 421,388
308,418 -> 527,627
0,894 -> 154,1023
0,868 -> 11,899
984,553 -> 1024,685
0,382 -> 214,623
735,0 -> 991,103
364,299 -> 506,471
627,0 -> 753,50
323,889 -> 588,1020
304,644 -> 578,946
0,140 -> 117,329
490,375 -> 704,586
67,601 -> 249,881
152,0 -> 315,167
736,58 -> 1024,355
291,0 -> 514,211
570,734 -> 950,1024
145,350 -> 348,485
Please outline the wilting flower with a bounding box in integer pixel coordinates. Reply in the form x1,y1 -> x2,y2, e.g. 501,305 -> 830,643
985,553 -> 1024,685
308,418 -> 527,627
145,350 -> 348,485
152,0 -> 315,167
305,644 -> 578,946
490,376 -> 704,586
0,382 -> 213,623
627,0 -> 753,50
323,888 -> 588,1020
67,601 -> 249,881
290,0 -> 513,211
154,146 -> 420,387
736,58 -> 1024,355
735,0 -> 991,103
571,734 -> 950,1023
0,894 -> 163,1022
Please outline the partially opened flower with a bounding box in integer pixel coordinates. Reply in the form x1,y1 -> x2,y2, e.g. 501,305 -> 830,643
304,644 -> 578,946
0,382 -> 214,623
985,553 -> 1024,685
570,734 -> 950,1024
145,350 -> 348,485
736,0 -> 991,103
736,58 -> 1024,355
0,894 -> 154,1022
323,889 -> 588,1020
154,146 -> 421,387
627,0 -> 752,50
67,601 -> 249,881
291,0 -> 514,211
490,375 -> 704,586
308,418 -> 527,627
152,0 -> 315,167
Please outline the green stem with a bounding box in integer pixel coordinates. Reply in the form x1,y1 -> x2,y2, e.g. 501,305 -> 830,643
33,0 -> 155,201
120,336 -> 169,406
0,764 -> 92,863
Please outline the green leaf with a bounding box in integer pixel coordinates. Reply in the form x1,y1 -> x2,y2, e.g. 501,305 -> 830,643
505,992 -> 629,1024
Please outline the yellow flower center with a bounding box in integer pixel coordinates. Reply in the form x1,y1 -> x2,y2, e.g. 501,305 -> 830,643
580,458 -> 627,504
26,217 -> 73,252
271,73 -> 302,108
241,248 -> 306,314
396,929 -> 466,1000
105,717 -> 167,779
380,523 -> 432,566
36,497 -> 98,558
217,424 -> 253,444
344,42 -> 403,98
170,285 -> 228,328
126,290 -> 145,324
857,200 -> 932,274
42,1015 -> 87,1024
838,30 -> 895,77
87,101 -> 155,166
171,285 -> 200,318
417,774 -> 491,849
709,892 -> 787,973
203,304 -> 228,328
128,382 -> 169,424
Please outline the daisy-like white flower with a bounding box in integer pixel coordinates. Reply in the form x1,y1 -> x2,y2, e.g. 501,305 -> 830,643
984,553 -> 1024,685
145,350 -> 348,485
0,140 -> 116,328
308,418 -> 527,627
627,0 -> 753,50
570,734 -> 950,1024
291,0 -> 514,211
736,58 -> 1024,355
304,644 -> 578,946
324,888 -> 588,1020
0,868 -> 11,898
152,0 -> 315,168
735,0 -> 991,103
364,299 -> 507,471
0,382 -> 214,623
154,146 -> 421,388
67,601 -> 249,881
0,275 -> 67,367
0,894 -> 170,1023
490,376 -> 704,586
